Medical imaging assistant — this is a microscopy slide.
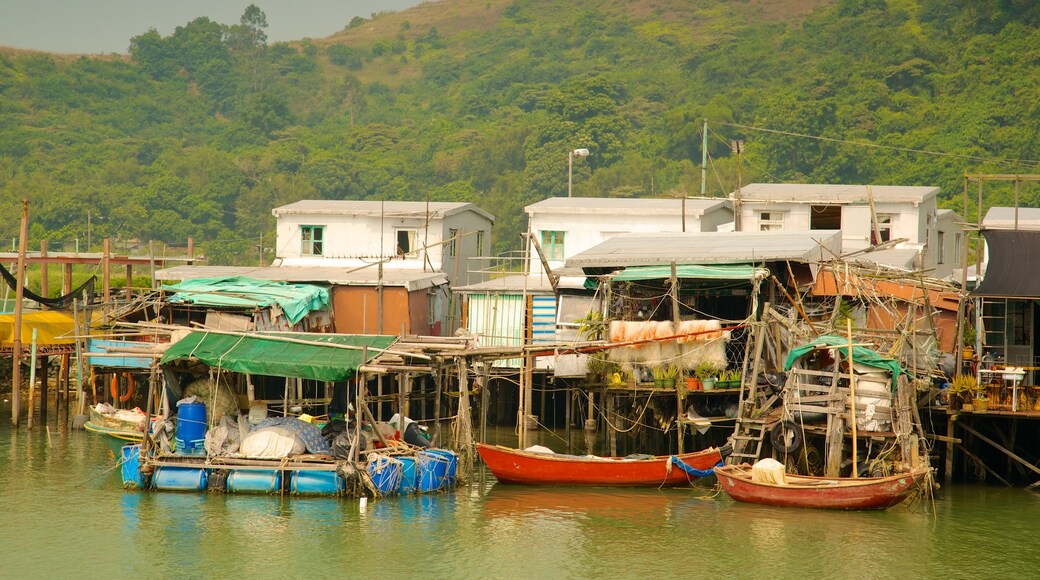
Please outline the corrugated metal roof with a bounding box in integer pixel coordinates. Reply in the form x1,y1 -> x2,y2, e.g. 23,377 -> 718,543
734,183 -> 938,204
525,196 -> 729,216
271,200 -> 495,223
155,265 -> 447,291
983,206 -> 1040,230
564,231 -> 842,268
847,248 -> 920,270
453,274 -> 587,293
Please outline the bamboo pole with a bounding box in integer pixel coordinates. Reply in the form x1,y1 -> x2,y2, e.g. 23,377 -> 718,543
847,318 -> 859,478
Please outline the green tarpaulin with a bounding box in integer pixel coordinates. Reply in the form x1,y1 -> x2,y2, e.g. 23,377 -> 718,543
783,335 -> 903,391
160,331 -> 397,382
163,276 -> 329,325
610,264 -> 768,281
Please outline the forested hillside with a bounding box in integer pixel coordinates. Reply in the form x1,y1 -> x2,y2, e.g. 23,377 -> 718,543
1,0 -> 1038,265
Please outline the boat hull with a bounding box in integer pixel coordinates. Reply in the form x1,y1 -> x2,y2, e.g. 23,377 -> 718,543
476,443 -> 723,486
715,465 -> 931,510
84,420 -> 144,443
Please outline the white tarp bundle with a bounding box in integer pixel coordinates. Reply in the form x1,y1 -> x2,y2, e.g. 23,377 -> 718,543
239,426 -> 306,458
751,458 -> 787,485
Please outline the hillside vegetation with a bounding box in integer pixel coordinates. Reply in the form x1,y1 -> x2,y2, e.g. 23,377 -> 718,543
1,0 -> 1038,265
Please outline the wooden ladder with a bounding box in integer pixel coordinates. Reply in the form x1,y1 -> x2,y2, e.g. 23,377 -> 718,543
727,417 -> 769,465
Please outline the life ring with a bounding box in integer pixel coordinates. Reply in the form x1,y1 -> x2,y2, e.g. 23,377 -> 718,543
770,421 -> 803,454
111,373 -> 135,403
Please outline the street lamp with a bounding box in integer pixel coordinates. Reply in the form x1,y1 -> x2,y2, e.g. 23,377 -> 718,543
568,148 -> 590,197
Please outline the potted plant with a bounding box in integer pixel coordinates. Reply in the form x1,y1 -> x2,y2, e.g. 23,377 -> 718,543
718,369 -> 741,389
949,374 -> 978,411
686,370 -> 702,391
961,325 -> 977,361
653,365 -> 680,388
695,362 -> 720,391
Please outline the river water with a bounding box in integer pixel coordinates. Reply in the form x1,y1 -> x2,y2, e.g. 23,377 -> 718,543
2,410 -> 1039,579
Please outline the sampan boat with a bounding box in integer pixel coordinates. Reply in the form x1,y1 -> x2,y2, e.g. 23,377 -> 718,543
476,443 -> 725,486
714,465 -> 932,510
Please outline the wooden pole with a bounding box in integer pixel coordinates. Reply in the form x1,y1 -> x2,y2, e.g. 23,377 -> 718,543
27,329 -> 38,429
40,355 -> 47,425
11,199 -> 28,425
102,238 -> 111,302
39,240 -> 48,308
433,364 -> 443,447
847,318 -> 859,478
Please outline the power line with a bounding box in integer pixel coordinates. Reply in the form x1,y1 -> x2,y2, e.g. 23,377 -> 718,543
718,121 -> 1040,169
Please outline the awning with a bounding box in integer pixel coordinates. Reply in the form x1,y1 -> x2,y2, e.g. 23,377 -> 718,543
163,276 -> 329,325
160,331 -> 397,382
610,264 -> 768,282
0,311 -> 77,347
973,230 -> 1040,298
784,335 -> 903,391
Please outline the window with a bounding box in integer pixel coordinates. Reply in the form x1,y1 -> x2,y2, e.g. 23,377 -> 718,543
476,230 -> 485,255
448,228 -> 459,257
301,225 -> 324,256
541,230 -> 565,260
937,230 -> 946,264
395,228 -> 418,257
759,212 -> 783,231
810,205 -> 841,230
876,214 -> 894,243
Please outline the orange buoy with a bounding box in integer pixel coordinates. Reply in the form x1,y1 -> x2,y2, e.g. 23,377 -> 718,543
110,373 -> 135,403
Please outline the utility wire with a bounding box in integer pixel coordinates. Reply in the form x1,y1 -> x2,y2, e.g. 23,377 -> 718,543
718,121 -> 1040,169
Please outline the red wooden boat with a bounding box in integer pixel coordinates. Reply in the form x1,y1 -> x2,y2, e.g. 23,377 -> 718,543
476,443 -> 724,486
714,465 -> 932,510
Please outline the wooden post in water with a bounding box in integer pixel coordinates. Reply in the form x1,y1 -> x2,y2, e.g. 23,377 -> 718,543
40,355 -> 48,425
847,319 -> 859,478
11,200 -> 28,426
432,364 -> 443,447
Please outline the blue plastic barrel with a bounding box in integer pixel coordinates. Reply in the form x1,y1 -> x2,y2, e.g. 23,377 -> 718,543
398,456 -> 418,494
176,401 -> 207,454
152,466 -> 209,491
367,455 -> 402,496
227,469 -> 282,493
425,449 -> 458,480
121,445 -> 144,489
417,450 -> 450,492
291,470 -> 344,495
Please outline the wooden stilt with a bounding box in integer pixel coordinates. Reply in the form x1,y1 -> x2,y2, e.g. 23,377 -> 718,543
958,421 -> 1040,485
565,383 -> 572,454
40,355 -> 48,424
956,443 -> 1012,487
433,365 -> 443,447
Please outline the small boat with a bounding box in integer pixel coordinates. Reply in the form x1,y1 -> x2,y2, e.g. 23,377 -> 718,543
714,464 -> 932,510
83,404 -> 147,443
84,420 -> 144,443
476,443 -> 725,486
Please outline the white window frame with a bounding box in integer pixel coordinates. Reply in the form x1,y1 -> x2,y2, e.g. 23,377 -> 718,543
395,228 -> 418,257
937,230 -> 946,264
759,212 -> 784,231
877,213 -> 895,243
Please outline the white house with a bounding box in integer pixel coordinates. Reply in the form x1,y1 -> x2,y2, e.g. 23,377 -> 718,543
731,183 -> 962,278
524,197 -> 733,274
271,200 -> 494,288
263,200 -> 495,336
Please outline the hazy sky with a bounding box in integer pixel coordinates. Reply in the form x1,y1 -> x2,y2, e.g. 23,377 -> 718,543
0,0 -> 425,54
